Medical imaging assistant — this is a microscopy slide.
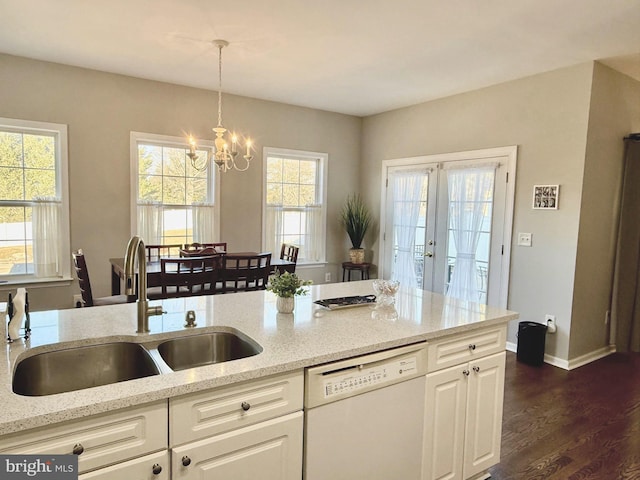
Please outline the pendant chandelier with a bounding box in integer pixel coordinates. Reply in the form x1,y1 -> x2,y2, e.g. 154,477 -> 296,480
188,39 -> 252,172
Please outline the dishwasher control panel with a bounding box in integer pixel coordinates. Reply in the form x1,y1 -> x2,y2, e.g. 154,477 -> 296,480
305,342 -> 428,408
323,356 -> 418,398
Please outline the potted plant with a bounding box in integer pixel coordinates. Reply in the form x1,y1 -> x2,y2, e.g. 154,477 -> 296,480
341,194 -> 372,264
267,271 -> 312,313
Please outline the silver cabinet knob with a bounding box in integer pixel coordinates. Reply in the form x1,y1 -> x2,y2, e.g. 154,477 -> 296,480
472,366 -> 480,373
462,369 -> 470,377
72,444 -> 84,455
182,456 -> 191,467
468,344 -> 476,351
152,464 -> 162,475
241,401 -> 251,411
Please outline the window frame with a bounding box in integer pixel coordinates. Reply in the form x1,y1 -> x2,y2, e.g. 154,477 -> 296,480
0,117 -> 71,285
262,146 -> 328,265
129,131 -> 219,243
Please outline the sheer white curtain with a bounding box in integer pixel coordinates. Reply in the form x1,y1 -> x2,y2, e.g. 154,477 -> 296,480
445,166 -> 496,301
304,204 -> 323,262
390,172 -> 427,288
265,204 -> 284,257
137,201 -> 162,245
32,197 -> 62,277
192,203 -> 216,243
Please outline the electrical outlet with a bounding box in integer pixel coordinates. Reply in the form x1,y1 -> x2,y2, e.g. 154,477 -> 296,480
73,294 -> 83,308
517,232 -> 532,247
325,272 -> 332,283
545,314 -> 556,333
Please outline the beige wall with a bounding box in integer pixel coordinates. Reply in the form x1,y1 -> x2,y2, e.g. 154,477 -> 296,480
0,54 -> 362,310
361,63 -> 595,362
4,52 -> 640,364
571,63 -> 640,358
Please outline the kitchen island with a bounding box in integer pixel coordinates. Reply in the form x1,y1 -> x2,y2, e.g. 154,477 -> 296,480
0,280 -> 518,479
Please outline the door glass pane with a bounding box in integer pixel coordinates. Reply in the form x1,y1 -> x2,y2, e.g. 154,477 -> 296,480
389,172 -> 429,289
445,168 -> 495,304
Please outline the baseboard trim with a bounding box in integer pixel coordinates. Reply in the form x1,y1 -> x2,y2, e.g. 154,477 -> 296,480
567,344 -> 617,370
506,342 -> 617,370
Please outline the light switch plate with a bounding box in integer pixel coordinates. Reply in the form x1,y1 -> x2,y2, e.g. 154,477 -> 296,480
518,232 -> 532,247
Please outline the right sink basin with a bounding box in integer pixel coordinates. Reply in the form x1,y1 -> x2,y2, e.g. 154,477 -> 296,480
156,332 -> 262,371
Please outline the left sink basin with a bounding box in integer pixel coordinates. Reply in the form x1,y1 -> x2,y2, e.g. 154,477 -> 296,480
12,342 -> 160,396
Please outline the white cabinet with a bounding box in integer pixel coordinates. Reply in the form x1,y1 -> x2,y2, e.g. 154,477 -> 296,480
170,370 -> 304,480
171,411 -> 302,480
0,401 -> 168,475
79,451 -> 169,480
423,326 -> 506,480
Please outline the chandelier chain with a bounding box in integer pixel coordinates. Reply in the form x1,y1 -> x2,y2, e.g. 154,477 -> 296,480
217,44 -> 223,128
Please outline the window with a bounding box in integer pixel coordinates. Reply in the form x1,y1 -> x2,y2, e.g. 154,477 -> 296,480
263,147 -> 327,263
130,132 -> 218,246
0,117 -> 70,282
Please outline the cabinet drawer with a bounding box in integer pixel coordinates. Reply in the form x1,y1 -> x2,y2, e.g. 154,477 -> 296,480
0,401 -> 168,474
170,370 -> 303,446
172,411 -> 303,480
79,450 -> 169,480
426,325 -> 506,373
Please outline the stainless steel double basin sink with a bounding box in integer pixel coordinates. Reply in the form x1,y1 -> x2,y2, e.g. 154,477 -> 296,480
12,330 -> 262,397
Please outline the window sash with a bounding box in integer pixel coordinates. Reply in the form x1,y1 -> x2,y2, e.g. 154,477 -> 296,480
130,132 -> 219,244
262,147 -> 327,264
0,117 -> 70,282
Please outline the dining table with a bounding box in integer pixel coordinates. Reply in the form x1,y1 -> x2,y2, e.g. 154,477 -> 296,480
109,253 -> 296,296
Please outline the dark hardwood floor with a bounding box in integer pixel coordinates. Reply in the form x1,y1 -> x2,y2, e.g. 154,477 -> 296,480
490,351 -> 640,480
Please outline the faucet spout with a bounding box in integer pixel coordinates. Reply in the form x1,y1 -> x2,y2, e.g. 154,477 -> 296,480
124,236 -> 163,333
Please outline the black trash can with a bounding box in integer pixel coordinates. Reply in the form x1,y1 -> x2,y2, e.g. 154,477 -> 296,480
517,321 -> 547,366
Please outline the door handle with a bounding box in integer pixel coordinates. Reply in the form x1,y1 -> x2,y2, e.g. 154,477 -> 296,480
424,251 -> 433,258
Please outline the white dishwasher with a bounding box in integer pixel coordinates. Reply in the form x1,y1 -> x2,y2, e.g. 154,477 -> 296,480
304,342 -> 428,480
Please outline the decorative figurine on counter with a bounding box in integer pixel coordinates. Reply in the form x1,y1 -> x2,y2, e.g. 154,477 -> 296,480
7,288 -> 29,342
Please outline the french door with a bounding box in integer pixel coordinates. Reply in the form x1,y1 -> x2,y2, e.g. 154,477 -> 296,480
379,146 -> 517,307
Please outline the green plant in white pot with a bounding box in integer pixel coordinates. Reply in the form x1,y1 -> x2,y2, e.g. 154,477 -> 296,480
341,194 -> 372,264
267,271 -> 312,313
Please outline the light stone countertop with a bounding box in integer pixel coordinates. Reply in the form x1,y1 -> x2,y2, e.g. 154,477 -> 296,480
0,281 -> 518,437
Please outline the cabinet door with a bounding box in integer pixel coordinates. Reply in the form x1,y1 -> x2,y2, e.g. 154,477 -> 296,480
172,411 -> 303,480
463,352 -> 505,479
79,451 -> 169,480
423,364 -> 468,480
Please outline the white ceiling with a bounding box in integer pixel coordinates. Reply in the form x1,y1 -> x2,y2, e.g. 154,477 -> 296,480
2,0 -> 640,116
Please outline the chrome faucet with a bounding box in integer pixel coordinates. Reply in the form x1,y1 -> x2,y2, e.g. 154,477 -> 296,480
124,236 -> 164,333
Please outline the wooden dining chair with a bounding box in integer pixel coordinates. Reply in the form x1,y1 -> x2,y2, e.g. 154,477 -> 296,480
145,244 -> 182,262
155,255 -> 224,299
222,253 -> 272,293
280,244 -> 299,264
182,242 -> 227,253
277,243 -> 299,273
72,250 -> 131,307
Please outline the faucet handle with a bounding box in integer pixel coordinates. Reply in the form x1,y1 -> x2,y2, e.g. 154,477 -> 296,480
184,310 -> 197,328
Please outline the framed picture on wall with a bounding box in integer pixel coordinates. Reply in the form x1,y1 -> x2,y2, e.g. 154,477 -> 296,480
533,185 -> 559,209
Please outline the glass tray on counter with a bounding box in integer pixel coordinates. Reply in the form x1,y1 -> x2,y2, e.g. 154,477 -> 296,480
313,294 -> 377,310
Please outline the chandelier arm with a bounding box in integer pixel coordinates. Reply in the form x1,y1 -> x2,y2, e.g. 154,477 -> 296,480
232,156 -> 252,172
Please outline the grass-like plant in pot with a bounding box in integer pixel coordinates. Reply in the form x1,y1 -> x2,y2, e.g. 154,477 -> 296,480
267,271 -> 312,313
341,194 -> 372,264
